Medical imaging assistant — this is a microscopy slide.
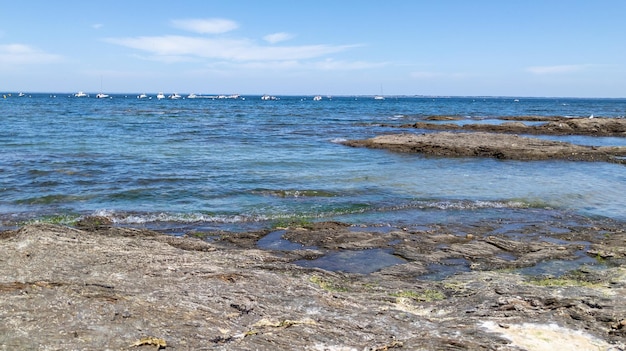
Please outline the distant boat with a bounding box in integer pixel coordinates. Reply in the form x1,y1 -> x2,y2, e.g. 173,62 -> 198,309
187,93 -> 198,99
261,94 -> 278,100
96,76 -> 108,99
313,95 -> 322,101
137,93 -> 148,99
74,91 -> 88,97
18,92 -> 25,97
156,92 -> 165,100
374,84 -> 385,100
168,93 -> 181,100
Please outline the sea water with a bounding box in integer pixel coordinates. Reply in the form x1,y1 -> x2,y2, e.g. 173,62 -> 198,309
1,94 -> 625,234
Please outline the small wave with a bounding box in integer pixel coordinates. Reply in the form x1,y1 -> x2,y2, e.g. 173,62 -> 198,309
376,199 -> 536,212
253,189 -> 337,198
92,210 -> 265,224
388,114 -> 406,120
330,137 -> 347,144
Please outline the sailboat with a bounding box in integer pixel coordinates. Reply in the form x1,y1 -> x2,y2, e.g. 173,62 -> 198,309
96,76 -> 109,99
374,84 -> 385,100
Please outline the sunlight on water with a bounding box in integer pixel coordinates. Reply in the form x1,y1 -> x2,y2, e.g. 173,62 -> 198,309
1,95 -> 625,230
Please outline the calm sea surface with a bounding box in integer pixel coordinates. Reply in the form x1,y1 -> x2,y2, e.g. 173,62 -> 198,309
1,94 -> 625,234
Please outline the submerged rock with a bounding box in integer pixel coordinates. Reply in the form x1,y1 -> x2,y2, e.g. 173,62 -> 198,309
343,131 -> 626,164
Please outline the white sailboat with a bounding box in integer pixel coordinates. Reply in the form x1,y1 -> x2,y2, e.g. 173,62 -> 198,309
96,76 -> 109,99
374,84 -> 385,100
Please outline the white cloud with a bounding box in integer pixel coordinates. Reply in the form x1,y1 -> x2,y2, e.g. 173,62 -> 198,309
526,64 -> 591,74
0,44 -> 63,65
92,23 -> 104,30
105,35 -> 358,62
263,32 -> 294,44
170,18 -> 238,34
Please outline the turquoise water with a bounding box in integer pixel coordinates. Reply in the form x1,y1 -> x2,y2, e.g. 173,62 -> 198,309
1,94 -> 625,233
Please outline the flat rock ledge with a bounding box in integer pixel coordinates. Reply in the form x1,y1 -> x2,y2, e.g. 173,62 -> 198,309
1,223 -> 626,350
343,132 -> 626,164
397,116 -> 626,137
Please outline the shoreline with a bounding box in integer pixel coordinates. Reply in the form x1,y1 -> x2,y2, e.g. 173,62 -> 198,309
2,216 -> 625,350
2,115 -> 626,349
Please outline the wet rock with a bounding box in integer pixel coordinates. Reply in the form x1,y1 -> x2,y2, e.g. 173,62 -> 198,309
74,215 -> 113,230
343,132 -> 626,164
1,222 -> 625,350
395,116 -> 626,137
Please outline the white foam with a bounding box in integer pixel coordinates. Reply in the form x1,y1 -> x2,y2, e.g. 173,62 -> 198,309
481,321 -> 614,351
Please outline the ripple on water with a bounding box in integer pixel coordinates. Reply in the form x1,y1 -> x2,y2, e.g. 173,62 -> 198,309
256,230 -> 317,251
294,249 -> 406,274
418,258 -> 471,281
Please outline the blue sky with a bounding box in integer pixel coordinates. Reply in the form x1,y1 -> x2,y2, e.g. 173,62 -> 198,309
1,0 -> 625,97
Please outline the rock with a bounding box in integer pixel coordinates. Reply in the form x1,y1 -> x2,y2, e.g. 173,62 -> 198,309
1,220 -> 625,350
343,132 -> 626,164
395,116 -> 626,137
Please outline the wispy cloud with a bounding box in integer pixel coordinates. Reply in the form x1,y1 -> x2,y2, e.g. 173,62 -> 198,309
170,18 -> 238,34
92,23 -> 104,30
103,18 -> 381,72
105,35 -> 358,62
526,64 -> 592,74
263,32 -> 294,44
0,44 -> 63,65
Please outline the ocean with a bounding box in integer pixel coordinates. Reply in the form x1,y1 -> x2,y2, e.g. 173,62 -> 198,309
1,93 -> 625,234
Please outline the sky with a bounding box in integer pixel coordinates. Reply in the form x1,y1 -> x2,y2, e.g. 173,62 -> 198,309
1,0 -> 625,97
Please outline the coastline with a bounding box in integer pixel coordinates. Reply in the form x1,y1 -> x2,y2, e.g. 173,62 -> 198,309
1,217 -> 625,350
2,114 -> 626,349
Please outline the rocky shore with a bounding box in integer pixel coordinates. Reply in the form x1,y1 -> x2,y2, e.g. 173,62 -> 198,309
2,116 -> 626,350
1,218 -> 625,350
394,116 -> 626,137
344,117 -> 626,164
343,131 -> 626,164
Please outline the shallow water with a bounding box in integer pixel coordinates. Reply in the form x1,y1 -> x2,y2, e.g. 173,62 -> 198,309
294,248 -> 406,274
1,94 -> 625,232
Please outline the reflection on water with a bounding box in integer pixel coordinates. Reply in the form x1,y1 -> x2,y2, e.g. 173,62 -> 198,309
516,251 -> 605,277
257,230 -> 317,251
418,258 -> 471,281
294,249 -> 406,274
